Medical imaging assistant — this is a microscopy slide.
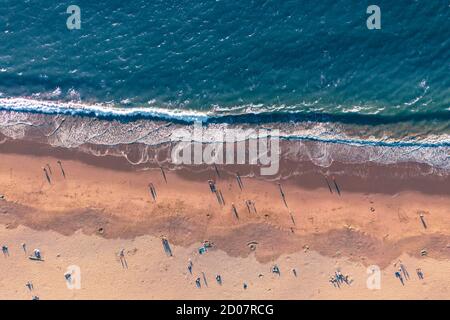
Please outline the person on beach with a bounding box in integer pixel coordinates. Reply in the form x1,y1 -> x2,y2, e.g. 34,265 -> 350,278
330,270 -> 351,286
236,172 -> 243,190
21,243 -> 27,253
332,177 -> 341,196
26,281 -> 34,291
343,274 -> 350,285
33,249 -> 42,260
248,200 -> 257,214
288,211 -> 296,226
292,268 -> 297,277
419,213 -> 427,229
2,245 -> 9,257
160,166 -> 167,183
188,260 -> 193,274
416,268 -> 424,280
231,203 -> 239,219
162,237 -> 173,256
272,265 -> 280,276
245,200 -> 257,214
57,160 -> 66,179
245,200 -> 252,213
195,277 -> 201,288
243,283 -> 248,290
335,271 -> 342,283
216,274 -> 222,285
395,270 -> 404,285
208,180 -> 216,193
329,276 -> 339,288
149,183 -> 157,201
43,167 -> 51,184
277,183 -> 288,207
119,249 -> 128,269
35,249 -> 42,259
46,164 -> 52,175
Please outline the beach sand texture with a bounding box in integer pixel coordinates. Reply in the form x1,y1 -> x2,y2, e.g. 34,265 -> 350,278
0,140 -> 449,299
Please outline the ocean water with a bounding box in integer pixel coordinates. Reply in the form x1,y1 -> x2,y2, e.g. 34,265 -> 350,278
0,1 -> 449,148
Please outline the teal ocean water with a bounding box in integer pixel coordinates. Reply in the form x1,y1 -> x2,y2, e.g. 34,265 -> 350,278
0,1 -> 449,146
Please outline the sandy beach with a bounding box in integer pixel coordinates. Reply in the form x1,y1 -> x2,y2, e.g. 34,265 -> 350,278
0,130 -> 449,300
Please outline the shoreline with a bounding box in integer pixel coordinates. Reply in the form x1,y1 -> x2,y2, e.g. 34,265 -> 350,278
1,109 -> 449,173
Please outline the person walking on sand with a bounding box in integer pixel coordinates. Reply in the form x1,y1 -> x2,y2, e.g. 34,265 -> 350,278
208,180 -> 216,193
160,166 -> 167,183
246,200 -> 257,214
216,274 -> 222,285
288,210 -> 296,226
277,183 -> 288,207
250,200 -> 257,214
162,237 -> 173,256
416,268 -> 424,280
25,281 -> 34,291
236,172 -> 243,190
245,200 -> 252,213
46,164 -> 52,175
329,277 -> 338,288
195,277 -> 201,288
119,248 -> 128,269
332,177 -> 341,196
21,243 -> 27,254
419,213 -> 427,229
43,167 -> 51,184
149,183 -> 157,201
231,203 -> 239,219
57,160 -> 66,179
188,259 -> 193,274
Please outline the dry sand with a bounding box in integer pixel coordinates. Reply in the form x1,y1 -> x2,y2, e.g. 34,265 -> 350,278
0,144 -> 449,299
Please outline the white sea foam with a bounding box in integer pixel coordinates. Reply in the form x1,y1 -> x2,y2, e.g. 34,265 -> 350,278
0,97 -> 449,172
0,97 -> 210,122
